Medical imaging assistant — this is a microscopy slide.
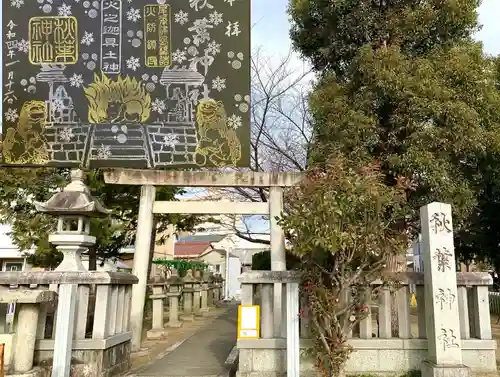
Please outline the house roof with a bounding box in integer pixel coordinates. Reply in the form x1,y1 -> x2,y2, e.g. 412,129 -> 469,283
174,241 -> 212,258
177,234 -> 227,243
201,248 -> 238,259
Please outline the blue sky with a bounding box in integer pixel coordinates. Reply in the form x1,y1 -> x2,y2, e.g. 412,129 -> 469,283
251,0 -> 295,57
476,0 -> 500,55
251,0 -> 500,57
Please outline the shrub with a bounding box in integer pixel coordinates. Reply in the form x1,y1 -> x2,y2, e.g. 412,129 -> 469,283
251,250 -> 300,270
279,156 -> 410,376
152,258 -> 207,277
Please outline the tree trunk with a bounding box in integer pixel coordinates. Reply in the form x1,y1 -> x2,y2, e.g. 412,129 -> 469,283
88,246 -> 97,271
330,364 -> 346,377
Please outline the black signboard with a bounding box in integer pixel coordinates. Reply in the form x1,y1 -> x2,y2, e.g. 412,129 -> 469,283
2,0 -> 250,168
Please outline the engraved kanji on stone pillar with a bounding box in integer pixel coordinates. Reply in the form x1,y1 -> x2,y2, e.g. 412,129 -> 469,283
420,202 -> 471,377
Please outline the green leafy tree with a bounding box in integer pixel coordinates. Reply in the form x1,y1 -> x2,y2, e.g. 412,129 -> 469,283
0,168 -> 199,269
453,56 -> 500,272
454,148 -> 500,271
288,0 -> 500,261
287,0 -> 500,374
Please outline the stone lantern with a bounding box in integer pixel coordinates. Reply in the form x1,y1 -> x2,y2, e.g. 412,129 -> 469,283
147,275 -> 167,339
200,270 -> 211,315
33,169 -> 110,377
192,270 -> 202,316
180,269 -> 197,321
213,273 -> 223,302
166,268 -> 183,327
210,273 -> 219,302
34,169 -> 110,271
207,271 -> 216,307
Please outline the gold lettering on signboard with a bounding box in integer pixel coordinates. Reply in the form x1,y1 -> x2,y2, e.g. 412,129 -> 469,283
144,4 -> 171,67
29,16 -> 78,65
146,40 -> 157,50
147,56 -> 158,66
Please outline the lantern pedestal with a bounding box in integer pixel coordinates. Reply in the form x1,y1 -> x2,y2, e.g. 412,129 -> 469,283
49,234 -> 96,272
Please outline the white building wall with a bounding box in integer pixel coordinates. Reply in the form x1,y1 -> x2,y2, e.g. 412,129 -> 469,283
0,224 -> 34,271
227,255 -> 241,299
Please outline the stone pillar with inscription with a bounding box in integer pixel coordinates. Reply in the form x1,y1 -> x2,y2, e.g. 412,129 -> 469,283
420,202 -> 471,377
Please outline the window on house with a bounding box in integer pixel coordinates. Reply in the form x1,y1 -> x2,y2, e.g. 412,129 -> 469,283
215,264 -> 220,273
4,262 -> 23,272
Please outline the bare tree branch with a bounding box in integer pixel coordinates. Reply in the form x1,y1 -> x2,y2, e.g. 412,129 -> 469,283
203,47 -> 313,244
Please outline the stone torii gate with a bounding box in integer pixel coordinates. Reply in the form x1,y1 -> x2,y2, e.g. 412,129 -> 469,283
104,169 -> 304,351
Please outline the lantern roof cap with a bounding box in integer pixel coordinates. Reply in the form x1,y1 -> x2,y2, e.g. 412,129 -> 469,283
34,170 -> 110,217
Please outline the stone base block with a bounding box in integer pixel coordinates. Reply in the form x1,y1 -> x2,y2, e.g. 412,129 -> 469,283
7,366 -> 44,377
131,348 -> 149,357
35,339 -> 131,377
180,314 -> 195,322
200,308 -> 210,316
421,361 -> 472,377
167,321 -> 183,328
236,373 -> 285,377
146,328 -> 167,339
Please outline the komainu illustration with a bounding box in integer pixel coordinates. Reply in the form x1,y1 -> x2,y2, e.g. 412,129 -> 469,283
195,99 -> 242,167
84,72 -> 151,123
2,101 -> 49,164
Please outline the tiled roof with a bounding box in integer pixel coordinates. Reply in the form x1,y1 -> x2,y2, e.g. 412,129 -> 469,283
174,241 -> 212,258
177,234 -> 227,243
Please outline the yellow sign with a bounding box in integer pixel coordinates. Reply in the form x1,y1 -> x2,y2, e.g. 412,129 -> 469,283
28,16 -> 78,65
237,305 -> 260,339
410,293 -> 417,308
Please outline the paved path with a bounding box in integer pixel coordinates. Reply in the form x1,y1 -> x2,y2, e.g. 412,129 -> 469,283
135,305 -> 238,377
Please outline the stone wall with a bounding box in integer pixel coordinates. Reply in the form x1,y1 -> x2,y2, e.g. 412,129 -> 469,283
146,123 -> 197,166
45,125 -> 91,163
237,339 -> 498,377
34,340 -> 131,377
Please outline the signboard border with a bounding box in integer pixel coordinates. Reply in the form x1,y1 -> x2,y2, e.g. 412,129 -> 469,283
237,304 -> 260,340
